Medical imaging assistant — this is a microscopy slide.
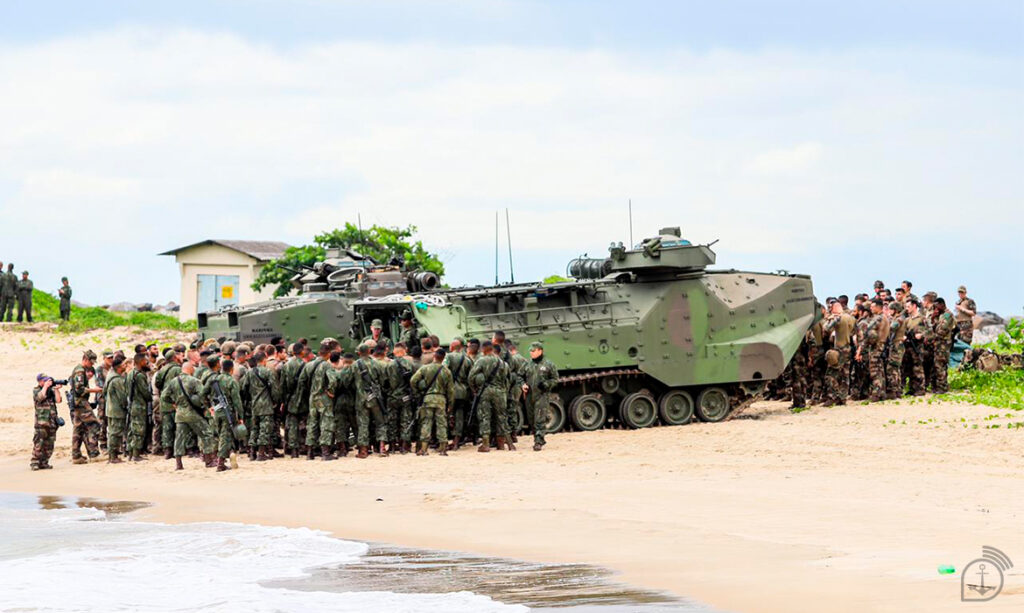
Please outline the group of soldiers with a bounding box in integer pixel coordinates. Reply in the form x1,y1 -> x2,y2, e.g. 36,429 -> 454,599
777,281 -> 978,408
30,314 -> 560,472
0,262 -> 60,322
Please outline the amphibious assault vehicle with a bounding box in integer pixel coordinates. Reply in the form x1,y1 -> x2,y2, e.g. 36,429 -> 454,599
199,226 -> 817,432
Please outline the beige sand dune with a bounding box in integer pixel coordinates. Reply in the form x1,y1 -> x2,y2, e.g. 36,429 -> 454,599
1,326 -> 1021,612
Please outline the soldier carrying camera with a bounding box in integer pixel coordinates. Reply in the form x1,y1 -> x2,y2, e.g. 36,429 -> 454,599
69,350 -> 104,464
32,373 -> 66,470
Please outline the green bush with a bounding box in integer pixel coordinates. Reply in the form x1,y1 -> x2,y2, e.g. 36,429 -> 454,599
946,368 -> 1024,411
29,289 -> 196,332
979,316 -> 1024,354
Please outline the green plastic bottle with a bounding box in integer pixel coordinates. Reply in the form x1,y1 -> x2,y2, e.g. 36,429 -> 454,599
938,565 -> 955,575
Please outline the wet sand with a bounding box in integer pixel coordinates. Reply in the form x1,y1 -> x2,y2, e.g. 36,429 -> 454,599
1,327 -> 1023,612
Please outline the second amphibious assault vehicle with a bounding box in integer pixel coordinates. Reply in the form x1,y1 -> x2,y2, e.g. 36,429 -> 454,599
199,227 -> 817,432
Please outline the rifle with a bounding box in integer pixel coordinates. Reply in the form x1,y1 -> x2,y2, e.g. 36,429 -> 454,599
356,359 -> 388,416
394,358 -> 417,441
211,378 -> 247,442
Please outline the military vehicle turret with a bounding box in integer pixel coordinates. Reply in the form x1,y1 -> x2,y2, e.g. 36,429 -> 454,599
197,247 -> 439,348
347,227 -> 817,430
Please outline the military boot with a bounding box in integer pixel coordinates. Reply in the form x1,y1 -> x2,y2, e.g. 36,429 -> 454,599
377,442 -> 389,457
256,446 -> 268,461
415,442 -> 426,456
108,451 -> 123,464
306,447 -> 315,461
321,445 -> 335,461
356,446 -> 369,459
532,443 -> 543,452
510,433 -> 518,444
175,456 -> 184,471
204,453 -> 217,468
291,448 -> 300,459
130,451 -> 145,462
438,444 -> 448,456
338,443 -> 349,457
448,436 -> 459,451
216,457 -> 229,472
506,438 -> 516,452
164,449 -> 173,460
477,441 -> 490,453
72,456 -> 88,465
270,447 -> 283,459
496,436 -> 507,451
248,446 -> 257,461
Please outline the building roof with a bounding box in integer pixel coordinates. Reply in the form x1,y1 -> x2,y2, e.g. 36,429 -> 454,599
159,239 -> 290,262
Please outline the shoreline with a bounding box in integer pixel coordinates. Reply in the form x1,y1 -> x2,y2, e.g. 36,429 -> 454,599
3,393 -> 1022,613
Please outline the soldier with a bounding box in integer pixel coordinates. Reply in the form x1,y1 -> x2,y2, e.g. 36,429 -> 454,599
822,300 -> 856,405
920,292 -> 938,389
104,356 -> 128,463
57,277 -> 72,321
68,350 -> 103,464
292,343 -> 322,459
206,358 -> 244,472
522,341 -> 559,451
281,342 -> 308,457
884,301 -> 907,400
505,341 -> 529,441
468,340 -> 511,452
16,271 -> 33,322
332,353 -> 357,457
397,310 -> 420,349
305,342 -> 337,461
1,263 -> 16,321
31,374 -> 63,470
410,349 -> 453,455
94,350 -> 113,451
442,338 -> 473,449
169,361 -> 216,470
466,338 -> 480,360
789,337 -> 810,410
361,319 -> 393,354
859,299 -> 888,402
353,343 -> 389,458
154,348 -> 182,459
902,299 -> 928,396
245,350 -> 281,462
125,353 -> 153,461
386,342 -> 418,453
954,285 -> 977,344
931,298 -> 956,393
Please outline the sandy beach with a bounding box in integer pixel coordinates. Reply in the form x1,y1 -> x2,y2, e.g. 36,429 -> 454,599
1,326 -> 1022,612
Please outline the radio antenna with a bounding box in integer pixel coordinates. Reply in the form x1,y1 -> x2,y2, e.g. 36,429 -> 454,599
494,210 -> 499,285
628,199 -> 634,247
505,208 -> 515,284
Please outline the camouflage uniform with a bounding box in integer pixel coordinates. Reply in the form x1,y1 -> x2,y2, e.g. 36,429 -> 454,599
523,352 -> 559,447
385,356 -> 418,443
955,296 -> 976,344
353,356 -> 388,447
932,310 -> 956,393
789,339 -> 810,408
154,361 -> 182,453
469,354 -> 509,441
125,368 -> 152,455
206,373 -> 243,460
902,314 -> 927,396
332,364 -> 356,448
885,310 -> 908,399
410,361 -> 453,445
16,275 -> 33,322
104,371 -> 128,453
58,283 -> 72,321
863,314 -> 888,402
170,373 -> 215,456
69,364 -> 101,460
0,267 -> 15,321
245,365 -> 280,447
305,359 -> 335,448
823,313 -> 855,405
94,361 -> 111,449
442,351 -> 473,441
398,323 -> 421,351
281,356 -> 307,452
31,385 -> 59,469
505,351 -> 529,435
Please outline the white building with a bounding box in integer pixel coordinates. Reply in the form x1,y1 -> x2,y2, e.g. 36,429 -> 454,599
160,239 -> 290,321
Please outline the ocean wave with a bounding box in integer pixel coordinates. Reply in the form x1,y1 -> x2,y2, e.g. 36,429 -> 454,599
0,507 -> 526,612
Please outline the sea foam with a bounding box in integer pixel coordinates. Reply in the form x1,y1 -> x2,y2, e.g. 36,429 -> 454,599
0,506 -> 526,612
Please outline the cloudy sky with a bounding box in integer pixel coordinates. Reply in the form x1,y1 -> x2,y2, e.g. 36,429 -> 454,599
1,1 -> 1021,314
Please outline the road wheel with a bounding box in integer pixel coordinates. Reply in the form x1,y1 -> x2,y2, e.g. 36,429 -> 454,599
540,396 -> 566,433
658,390 -> 694,425
619,391 -> 658,429
569,394 -> 607,431
696,387 -> 731,422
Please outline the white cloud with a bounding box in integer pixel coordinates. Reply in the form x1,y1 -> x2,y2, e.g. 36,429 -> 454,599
0,29 -> 1019,307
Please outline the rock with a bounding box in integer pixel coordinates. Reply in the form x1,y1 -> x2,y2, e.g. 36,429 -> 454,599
70,300 -> 90,308
107,302 -> 138,312
137,303 -> 154,312
972,325 -> 1005,347
974,311 -> 1005,329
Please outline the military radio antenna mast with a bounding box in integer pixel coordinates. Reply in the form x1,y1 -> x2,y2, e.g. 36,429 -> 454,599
505,208 -> 515,284
628,199 -> 634,246
494,210 -> 499,285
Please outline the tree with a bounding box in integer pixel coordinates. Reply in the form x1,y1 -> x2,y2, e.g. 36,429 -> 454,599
252,223 -> 445,297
